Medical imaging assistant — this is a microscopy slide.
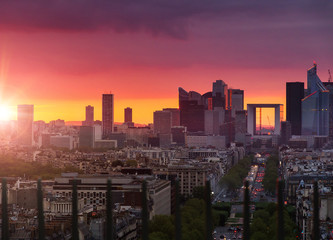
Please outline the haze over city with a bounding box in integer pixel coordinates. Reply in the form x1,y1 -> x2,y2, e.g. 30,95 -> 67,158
0,1 -> 333,240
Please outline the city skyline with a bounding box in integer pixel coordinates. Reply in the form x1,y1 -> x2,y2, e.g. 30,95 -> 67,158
1,63 -> 325,126
0,0 -> 331,124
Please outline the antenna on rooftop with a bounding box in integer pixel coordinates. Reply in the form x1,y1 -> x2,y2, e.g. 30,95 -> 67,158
328,69 -> 332,82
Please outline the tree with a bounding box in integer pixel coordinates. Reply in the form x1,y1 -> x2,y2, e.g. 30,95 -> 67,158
111,160 -> 124,167
125,159 -> 137,167
192,186 -> 205,199
149,232 -> 169,240
149,215 -> 175,239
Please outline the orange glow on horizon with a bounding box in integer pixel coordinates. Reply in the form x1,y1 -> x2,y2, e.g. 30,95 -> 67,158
2,94 -> 284,126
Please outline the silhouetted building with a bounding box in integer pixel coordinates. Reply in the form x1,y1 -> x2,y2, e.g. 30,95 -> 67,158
154,111 -> 172,134
109,133 -> 126,148
148,137 -> 160,147
323,82 -> 333,139
159,133 -> 172,148
124,107 -> 132,123
286,82 -> 304,135
171,126 -> 186,146
204,109 -> 224,135
180,101 -> 204,133
235,110 -> 247,134
163,108 -> 180,126
83,105 -> 94,126
220,109 -> 235,144
154,111 -> 171,134
17,105 -> 34,146
79,126 -> 95,148
228,89 -> 244,117
281,121 -> 292,145
302,64 -> 329,135
235,110 -> 247,144
179,87 -> 205,132
102,94 -> 114,138
212,80 -> 228,109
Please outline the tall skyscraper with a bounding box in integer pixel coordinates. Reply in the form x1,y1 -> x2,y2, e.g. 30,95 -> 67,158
102,94 -> 114,138
17,105 -> 34,146
153,111 -> 172,134
212,80 -> 228,109
323,82 -> 333,139
286,82 -> 304,135
235,110 -> 247,144
83,105 -> 94,126
228,89 -> 244,117
179,87 -> 205,133
124,107 -> 132,123
302,63 -> 329,135
235,110 -> 247,135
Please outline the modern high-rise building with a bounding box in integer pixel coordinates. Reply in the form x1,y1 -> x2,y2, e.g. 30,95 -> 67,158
153,111 -> 172,134
124,107 -> 132,123
323,82 -> 333,139
83,105 -> 94,126
228,89 -> 244,117
179,87 -> 205,133
302,64 -> 329,135
17,105 -> 34,146
163,108 -> 180,126
235,110 -> 247,144
286,82 -> 304,135
179,100 -> 205,133
204,108 -> 224,135
220,109 -> 235,144
212,80 -> 228,109
102,94 -> 114,138
235,110 -> 247,135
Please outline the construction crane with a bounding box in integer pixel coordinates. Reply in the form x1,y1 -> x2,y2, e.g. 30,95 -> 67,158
267,116 -> 274,133
329,69 -> 332,82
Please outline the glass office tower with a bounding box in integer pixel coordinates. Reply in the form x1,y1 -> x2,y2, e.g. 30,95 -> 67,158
302,63 -> 329,135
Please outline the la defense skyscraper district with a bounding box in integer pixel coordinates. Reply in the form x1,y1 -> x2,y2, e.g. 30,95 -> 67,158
102,94 -> 114,138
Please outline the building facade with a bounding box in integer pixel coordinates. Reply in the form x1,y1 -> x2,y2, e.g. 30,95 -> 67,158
17,105 -> 34,146
153,111 -> 172,134
302,64 -> 329,135
124,107 -> 132,123
83,105 -> 94,127
102,94 -> 114,138
79,126 -> 95,148
286,82 -> 304,135
228,89 -> 244,117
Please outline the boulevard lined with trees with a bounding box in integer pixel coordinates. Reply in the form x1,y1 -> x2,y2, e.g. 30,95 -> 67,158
220,155 -> 252,191
262,155 -> 279,194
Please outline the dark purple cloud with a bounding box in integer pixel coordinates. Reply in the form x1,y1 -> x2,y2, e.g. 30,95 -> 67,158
0,0 -> 332,40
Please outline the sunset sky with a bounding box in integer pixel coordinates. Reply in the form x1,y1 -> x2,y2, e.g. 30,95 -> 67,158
0,0 -> 332,125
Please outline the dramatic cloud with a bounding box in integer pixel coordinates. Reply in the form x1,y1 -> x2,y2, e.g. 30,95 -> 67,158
0,0 -> 332,39
0,0 -> 332,122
